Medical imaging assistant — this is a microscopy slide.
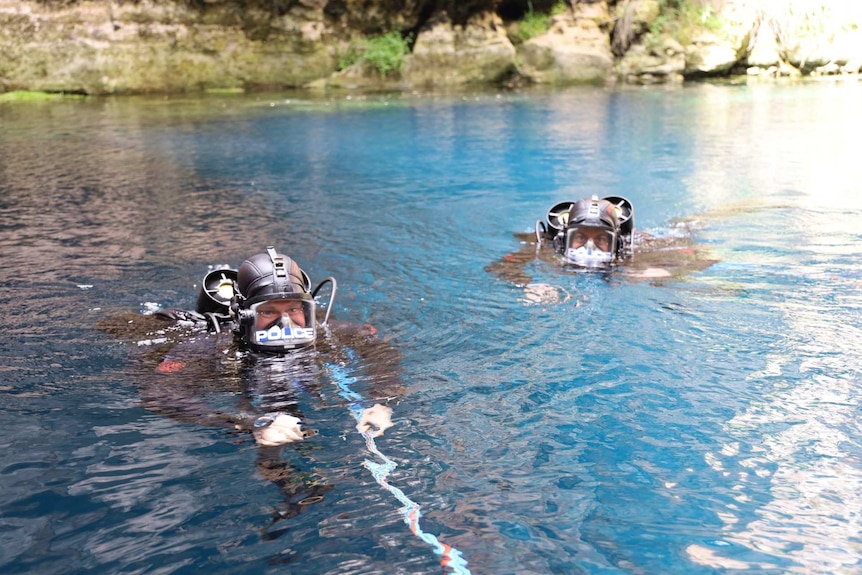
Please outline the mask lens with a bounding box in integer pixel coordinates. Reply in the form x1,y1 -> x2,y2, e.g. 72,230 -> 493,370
568,226 -> 614,251
248,298 -> 316,349
565,226 -> 616,267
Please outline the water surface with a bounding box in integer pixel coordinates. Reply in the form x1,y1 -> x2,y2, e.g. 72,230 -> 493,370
2,81 -> 861,574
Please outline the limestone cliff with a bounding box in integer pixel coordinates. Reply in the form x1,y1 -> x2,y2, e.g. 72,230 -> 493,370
1,0 -> 861,95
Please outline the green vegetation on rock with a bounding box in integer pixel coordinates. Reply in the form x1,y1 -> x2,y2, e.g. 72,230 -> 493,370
204,87 -> 246,95
338,31 -> 411,77
647,0 -> 723,44
0,90 -> 84,102
512,0 -> 568,44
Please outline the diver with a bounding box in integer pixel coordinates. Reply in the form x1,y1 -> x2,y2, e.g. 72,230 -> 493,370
147,246 -> 398,444
541,194 -> 636,268
485,195 -> 717,299
99,247 -> 400,534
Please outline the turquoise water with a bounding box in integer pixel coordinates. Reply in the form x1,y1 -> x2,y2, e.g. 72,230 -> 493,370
1,82 -> 861,574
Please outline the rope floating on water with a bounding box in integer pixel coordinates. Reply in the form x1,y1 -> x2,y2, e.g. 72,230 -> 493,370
328,360 -> 471,575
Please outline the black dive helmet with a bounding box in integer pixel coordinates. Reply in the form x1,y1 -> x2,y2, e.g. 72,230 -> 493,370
537,195 -> 634,267
231,247 -> 336,353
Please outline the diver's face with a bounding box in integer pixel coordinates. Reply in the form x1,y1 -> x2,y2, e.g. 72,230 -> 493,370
254,300 -> 306,329
569,227 -> 612,251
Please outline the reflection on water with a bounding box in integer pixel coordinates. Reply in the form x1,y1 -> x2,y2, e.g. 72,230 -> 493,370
2,82 -> 862,574
694,269 -> 862,571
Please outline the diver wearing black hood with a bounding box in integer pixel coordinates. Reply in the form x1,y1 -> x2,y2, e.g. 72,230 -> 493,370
95,248 -> 404,542
190,246 -> 326,351
485,195 -> 717,295
141,246 -> 398,446
231,247 -> 322,353
542,195 -> 635,267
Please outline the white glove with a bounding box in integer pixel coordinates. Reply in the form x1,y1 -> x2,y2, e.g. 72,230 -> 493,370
356,404 -> 394,437
253,413 -> 305,446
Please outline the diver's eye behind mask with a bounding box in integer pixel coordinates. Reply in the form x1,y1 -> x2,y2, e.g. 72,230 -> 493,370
256,307 -> 303,330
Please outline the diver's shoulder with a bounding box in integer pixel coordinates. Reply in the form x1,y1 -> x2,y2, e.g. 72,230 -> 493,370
326,320 -> 380,339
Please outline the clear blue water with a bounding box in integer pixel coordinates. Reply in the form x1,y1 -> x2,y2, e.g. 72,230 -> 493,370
2,81 -> 861,575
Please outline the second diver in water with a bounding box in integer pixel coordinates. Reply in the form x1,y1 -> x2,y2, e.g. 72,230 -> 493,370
485,195 -> 717,298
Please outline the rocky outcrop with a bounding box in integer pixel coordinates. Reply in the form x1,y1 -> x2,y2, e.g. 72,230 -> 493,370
516,2 -> 614,85
612,0 -> 862,82
0,0 -> 344,93
402,11 -> 516,88
1,0 -> 861,95
742,1 -> 862,77
617,37 -> 685,84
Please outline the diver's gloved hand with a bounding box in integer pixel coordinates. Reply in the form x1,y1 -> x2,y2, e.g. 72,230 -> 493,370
253,413 -> 305,446
356,404 -> 394,438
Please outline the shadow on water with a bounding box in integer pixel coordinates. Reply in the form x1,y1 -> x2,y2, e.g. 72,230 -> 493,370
2,82 -> 862,574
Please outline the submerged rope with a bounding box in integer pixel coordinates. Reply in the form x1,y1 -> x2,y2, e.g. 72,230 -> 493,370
328,359 -> 471,575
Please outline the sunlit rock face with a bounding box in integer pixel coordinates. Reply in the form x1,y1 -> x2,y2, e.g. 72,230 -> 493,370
2,0 -> 862,94
516,4 -> 615,86
402,11 -> 517,88
0,0 -> 338,93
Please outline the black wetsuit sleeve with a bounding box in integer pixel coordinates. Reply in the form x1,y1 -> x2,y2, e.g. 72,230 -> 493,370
143,333 -> 262,430
484,231 -> 554,287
